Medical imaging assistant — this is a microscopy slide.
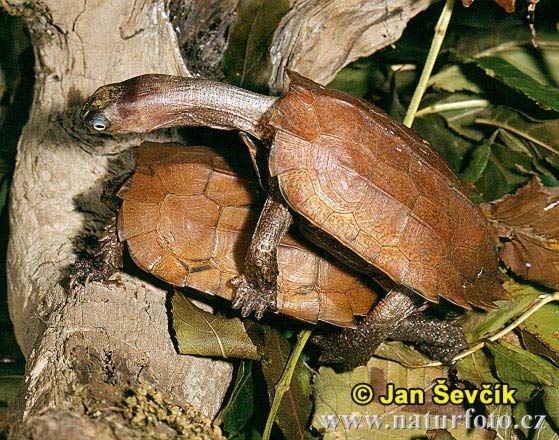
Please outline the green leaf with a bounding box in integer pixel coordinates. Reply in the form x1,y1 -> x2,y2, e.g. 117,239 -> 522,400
259,326 -> 313,440
171,292 -> 259,360
514,402 -> 559,439
416,92 -> 489,142
474,142 -> 532,201
492,41 -> 559,89
476,106 -> 559,159
0,375 -> 22,403
429,65 -> 482,94
427,430 -> 458,440
487,405 -> 512,440
455,350 -> 498,388
521,303 -> 559,364
459,142 -> 490,183
431,32 -> 559,96
312,358 -> 490,440
328,60 -> 385,98
473,56 -> 559,112
543,382 -> 559,428
217,362 -> 255,436
488,341 -> 554,401
497,129 -> 534,156
412,114 -> 474,173
375,341 -> 432,367
458,281 -> 542,342
222,0 -> 290,92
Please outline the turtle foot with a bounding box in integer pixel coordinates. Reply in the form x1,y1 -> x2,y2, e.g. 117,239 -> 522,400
69,221 -> 123,291
313,330 -> 378,371
70,257 -> 118,291
231,275 -> 278,319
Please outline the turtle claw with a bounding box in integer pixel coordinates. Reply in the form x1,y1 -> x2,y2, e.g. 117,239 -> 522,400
69,221 -> 123,292
231,275 -> 277,319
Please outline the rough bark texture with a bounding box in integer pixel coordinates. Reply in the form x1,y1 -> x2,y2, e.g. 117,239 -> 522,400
1,0 -> 232,436
268,0 -> 436,93
169,0 -> 239,80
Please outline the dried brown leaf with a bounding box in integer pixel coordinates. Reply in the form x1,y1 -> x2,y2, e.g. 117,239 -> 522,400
461,0 -> 516,13
481,177 -> 559,288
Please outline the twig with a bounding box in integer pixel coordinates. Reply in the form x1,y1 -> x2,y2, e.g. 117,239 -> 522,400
262,329 -> 313,440
415,99 -> 490,117
475,118 -> 559,155
403,0 -> 455,128
421,292 -> 559,368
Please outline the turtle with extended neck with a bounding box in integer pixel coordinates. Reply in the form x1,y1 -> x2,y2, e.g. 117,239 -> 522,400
80,72 -> 507,367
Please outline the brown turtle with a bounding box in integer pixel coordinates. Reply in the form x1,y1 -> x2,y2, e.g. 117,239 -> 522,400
80,72 -> 507,367
117,142 -> 379,327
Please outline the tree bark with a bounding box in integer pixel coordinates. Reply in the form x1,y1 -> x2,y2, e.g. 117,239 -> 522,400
268,0 -> 436,93
1,0 -> 231,437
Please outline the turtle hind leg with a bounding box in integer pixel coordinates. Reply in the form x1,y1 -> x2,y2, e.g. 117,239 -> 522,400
314,286 -> 422,370
387,313 -> 468,364
69,220 -> 124,290
232,188 -> 292,319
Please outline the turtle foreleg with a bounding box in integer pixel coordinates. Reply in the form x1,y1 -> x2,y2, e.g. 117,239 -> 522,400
386,313 -> 468,364
314,286 -> 422,370
232,189 -> 293,319
69,175 -> 127,290
70,220 -> 124,289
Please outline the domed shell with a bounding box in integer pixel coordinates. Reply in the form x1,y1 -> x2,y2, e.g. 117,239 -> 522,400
268,72 -> 506,309
117,142 -> 378,327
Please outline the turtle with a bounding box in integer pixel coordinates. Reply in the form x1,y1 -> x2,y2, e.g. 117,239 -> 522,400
118,142 -> 379,327
80,72 -> 507,367
74,141 -> 468,362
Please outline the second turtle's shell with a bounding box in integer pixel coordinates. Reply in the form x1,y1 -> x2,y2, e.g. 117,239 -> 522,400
117,142 -> 378,327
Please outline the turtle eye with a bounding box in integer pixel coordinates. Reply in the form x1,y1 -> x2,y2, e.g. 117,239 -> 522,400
91,116 -> 109,131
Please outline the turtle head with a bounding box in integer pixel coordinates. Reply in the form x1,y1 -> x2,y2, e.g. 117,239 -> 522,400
81,74 -> 277,138
80,74 -> 189,134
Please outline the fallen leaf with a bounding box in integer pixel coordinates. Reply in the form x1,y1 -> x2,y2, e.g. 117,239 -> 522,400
259,326 -> 313,440
481,177 -> 559,288
487,341 -> 554,401
455,351 -> 499,389
171,292 -> 259,360
521,302 -> 559,365
514,402 -> 559,439
216,362 -> 255,436
312,358 -> 493,440
457,281 -> 541,342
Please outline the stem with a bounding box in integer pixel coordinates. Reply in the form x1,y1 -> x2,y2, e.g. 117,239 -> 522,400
475,118 -> 559,155
403,0 -> 455,128
421,292 -> 559,368
262,329 -> 313,440
415,99 -> 490,117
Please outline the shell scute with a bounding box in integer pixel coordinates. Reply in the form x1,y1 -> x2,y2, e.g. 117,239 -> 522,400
158,194 -> 218,261
322,213 -> 360,243
120,142 -> 378,327
270,72 -> 506,308
353,187 -> 410,248
373,247 -> 410,285
155,162 -> 211,196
